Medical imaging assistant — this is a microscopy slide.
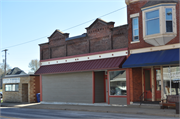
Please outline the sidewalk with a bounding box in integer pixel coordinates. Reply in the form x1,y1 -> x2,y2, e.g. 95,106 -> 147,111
1,102 -> 179,117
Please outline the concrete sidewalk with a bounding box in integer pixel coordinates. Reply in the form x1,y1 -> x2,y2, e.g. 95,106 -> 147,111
1,102 -> 179,118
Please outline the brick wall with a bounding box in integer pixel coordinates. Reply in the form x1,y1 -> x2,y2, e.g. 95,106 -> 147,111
39,19 -> 128,60
67,38 -> 89,56
129,68 -> 142,102
3,76 -> 40,103
127,0 -> 179,50
30,76 -> 40,102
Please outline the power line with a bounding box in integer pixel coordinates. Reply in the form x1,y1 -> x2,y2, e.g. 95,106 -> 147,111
1,36 -> 48,49
1,6 -> 126,50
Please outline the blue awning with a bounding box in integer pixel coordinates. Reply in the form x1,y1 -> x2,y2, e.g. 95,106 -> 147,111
122,48 -> 179,68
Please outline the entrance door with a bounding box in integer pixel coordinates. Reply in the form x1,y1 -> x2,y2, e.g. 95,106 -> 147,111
22,84 -> 28,102
94,71 -> 105,103
144,69 -> 152,101
154,69 -> 161,101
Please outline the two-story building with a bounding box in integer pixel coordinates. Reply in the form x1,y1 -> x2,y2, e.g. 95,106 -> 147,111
35,18 -> 130,105
123,0 -> 179,103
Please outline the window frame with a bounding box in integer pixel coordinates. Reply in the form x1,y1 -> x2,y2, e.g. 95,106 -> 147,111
165,8 -> 173,33
5,83 -> 19,92
132,17 -> 139,41
108,69 -> 127,96
145,9 -> 160,35
142,4 -> 177,43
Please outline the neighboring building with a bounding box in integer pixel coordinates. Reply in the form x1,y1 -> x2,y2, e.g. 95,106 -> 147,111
3,67 -> 40,103
35,18 -> 130,105
123,0 -> 179,103
6,67 -> 26,75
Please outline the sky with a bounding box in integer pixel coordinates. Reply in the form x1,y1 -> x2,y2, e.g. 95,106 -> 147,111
0,0 -> 127,73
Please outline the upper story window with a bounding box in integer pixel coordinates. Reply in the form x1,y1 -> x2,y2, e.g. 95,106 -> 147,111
130,13 -> 139,43
146,10 -> 160,35
166,8 -> 173,32
132,17 -> 139,41
142,3 -> 177,46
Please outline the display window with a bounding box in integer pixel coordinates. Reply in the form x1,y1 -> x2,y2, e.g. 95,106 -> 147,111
163,66 -> 180,97
109,70 -> 126,96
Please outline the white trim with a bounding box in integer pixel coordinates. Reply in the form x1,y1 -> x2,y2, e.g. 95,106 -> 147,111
130,43 -> 180,54
142,5 -> 177,46
41,50 -> 128,66
141,3 -> 177,11
130,13 -> 139,18
130,40 -> 140,44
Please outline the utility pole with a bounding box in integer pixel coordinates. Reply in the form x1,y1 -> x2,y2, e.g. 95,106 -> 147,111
2,49 -> 8,76
1,49 -> 8,88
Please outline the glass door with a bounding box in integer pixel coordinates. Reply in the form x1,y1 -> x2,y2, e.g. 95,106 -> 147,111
144,69 -> 152,101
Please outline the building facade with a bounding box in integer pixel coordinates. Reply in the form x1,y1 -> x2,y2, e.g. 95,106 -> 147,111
123,0 -> 179,103
35,18 -> 131,105
3,74 -> 40,103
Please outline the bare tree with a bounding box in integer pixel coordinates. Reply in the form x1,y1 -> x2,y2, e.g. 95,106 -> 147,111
0,63 -> 11,76
0,63 -> 11,89
28,59 -> 40,73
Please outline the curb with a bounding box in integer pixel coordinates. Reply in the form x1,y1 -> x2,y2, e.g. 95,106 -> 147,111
1,104 -> 179,117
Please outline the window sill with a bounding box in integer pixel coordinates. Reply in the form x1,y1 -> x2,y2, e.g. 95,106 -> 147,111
131,41 -> 140,44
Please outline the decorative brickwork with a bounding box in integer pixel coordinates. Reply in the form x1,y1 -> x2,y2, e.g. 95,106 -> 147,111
39,19 -> 128,60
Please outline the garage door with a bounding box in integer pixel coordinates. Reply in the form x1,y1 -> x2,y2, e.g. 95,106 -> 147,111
42,71 -> 93,103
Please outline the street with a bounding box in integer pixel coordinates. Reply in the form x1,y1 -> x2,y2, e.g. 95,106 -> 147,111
0,107 -> 178,119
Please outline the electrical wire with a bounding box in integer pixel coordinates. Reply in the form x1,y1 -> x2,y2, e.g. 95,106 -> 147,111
0,6 -> 126,50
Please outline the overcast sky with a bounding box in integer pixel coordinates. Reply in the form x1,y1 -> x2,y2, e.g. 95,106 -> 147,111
0,0 -> 127,73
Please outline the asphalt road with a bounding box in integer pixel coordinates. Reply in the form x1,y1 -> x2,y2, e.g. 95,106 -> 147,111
0,107 -> 178,119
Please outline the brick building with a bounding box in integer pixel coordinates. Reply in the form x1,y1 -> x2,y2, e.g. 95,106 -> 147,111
123,0 -> 179,103
35,18 -> 130,105
3,68 -> 40,103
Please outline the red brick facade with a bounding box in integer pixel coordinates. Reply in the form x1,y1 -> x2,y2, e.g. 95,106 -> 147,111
127,0 -> 179,50
129,68 -> 142,102
127,0 -> 179,102
40,19 -> 128,60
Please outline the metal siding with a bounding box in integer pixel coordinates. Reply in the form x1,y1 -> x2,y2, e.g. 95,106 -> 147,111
35,56 -> 126,74
95,72 -> 104,103
109,97 -> 127,105
42,72 -> 93,103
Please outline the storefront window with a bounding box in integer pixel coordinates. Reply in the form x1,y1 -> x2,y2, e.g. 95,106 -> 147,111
5,84 -> 19,91
109,70 -> 126,95
163,66 -> 180,96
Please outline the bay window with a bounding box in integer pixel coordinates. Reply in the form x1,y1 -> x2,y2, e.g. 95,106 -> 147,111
146,10 -> 160,35
142,4 -> 177,46
166,8 -> 173,32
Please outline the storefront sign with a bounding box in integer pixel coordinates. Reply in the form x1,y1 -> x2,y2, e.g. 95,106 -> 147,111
3,78 -> 20,84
